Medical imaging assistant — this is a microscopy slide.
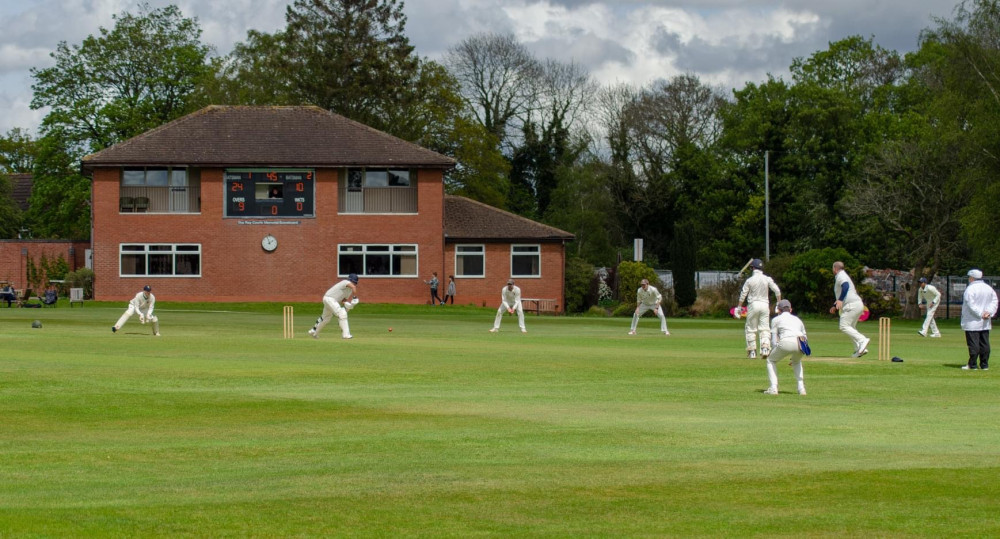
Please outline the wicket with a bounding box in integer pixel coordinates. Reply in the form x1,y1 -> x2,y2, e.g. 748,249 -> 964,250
878,317 -> 891,361
283,305 -> 294,339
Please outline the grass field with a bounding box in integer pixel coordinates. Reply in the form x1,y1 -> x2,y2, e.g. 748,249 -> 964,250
1,302 -> 998,537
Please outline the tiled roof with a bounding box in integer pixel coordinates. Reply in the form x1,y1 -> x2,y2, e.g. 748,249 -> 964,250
444,195 -> 574,242
8,173 -> 32,211
81,106 -> 455,170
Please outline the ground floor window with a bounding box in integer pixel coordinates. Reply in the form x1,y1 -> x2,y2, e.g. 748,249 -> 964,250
120,244 -> 201,277
338,244 -> 417,277
455,244 -> 485,277
511,244 -> 540,277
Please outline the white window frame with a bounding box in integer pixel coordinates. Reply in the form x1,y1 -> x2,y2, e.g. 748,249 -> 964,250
454,244 -> 485,278
511,244 -> 541,278
119,243 -> 201,277
338,244 -> 418,277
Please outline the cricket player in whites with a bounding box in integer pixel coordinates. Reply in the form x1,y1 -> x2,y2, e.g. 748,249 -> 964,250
112,285 -> 159,336
490,279 -> 526,333
737,258 -> 781,358
830,261 -> 870,357
917,277 -> 942,337
629,279 -> 670,335
764,299 -> 808,395
308,273 -> 359,339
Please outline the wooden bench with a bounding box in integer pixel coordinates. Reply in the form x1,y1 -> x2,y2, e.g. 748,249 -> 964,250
520,298 -> 559,315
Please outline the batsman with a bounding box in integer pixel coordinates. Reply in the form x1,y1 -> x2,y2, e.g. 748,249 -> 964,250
737,258 -> 781,358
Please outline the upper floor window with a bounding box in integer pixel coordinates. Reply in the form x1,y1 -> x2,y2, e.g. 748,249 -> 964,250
511,244 -> 540,277
120,167 -> 201,213
339,168 -> 417,213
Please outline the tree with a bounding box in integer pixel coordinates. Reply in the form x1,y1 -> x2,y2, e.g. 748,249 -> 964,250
24,129 -> 91,239
444,32 -> 541,151
670,223 -> 698,309
0,174 -> 22,238
0,128 -> 37,173
30,4 -> 213,152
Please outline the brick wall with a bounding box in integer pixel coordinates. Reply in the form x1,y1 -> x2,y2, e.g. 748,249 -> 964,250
0,240 -> 89,290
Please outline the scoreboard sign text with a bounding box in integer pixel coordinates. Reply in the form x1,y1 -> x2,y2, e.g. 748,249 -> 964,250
225,169 -> 315,218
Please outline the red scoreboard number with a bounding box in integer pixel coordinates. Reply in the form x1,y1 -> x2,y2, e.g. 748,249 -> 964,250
225,170 -> 314,218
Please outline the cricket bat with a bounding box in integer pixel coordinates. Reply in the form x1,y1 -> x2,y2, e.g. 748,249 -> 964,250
737,258 -> 754,277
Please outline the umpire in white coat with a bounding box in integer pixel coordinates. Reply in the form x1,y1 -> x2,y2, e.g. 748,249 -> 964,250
112,285 -> 159,336
917,277 -> 942,338
629,279 -> 670,335
738,259 -> 781,358
491,279 -> 526,333
961,269 -> 998,370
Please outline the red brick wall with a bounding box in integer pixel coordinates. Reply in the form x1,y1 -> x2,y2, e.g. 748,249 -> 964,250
0,240 -> 89,290
442,242 -> 566,312
93,166 -> 566,306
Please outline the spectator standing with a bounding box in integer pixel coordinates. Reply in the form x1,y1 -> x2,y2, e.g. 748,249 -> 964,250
424,272 -> 443,305
443,275 -> 456,305
917,277 -> 942,338
961,269 -> 998,370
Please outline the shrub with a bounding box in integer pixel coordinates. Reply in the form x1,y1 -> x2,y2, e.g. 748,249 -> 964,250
691,278 -> 743,317
564,256 -> 595,313
782,248 -> 862,314
65,268 -> 95,298
583,305 -> 610,317
671,224 -> 697,308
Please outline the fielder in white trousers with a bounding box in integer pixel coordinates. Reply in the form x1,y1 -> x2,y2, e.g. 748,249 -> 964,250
832,262 -> 870,357
629,279 -> 669,335
309,275 -> 358,339
738,263 -> 781,357
491,281 -> 526,333
917,278 -> 941,337
113,286 -> 159,336
765,300 -> 807,395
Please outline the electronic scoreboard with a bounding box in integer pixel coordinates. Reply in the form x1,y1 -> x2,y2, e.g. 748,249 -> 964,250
225,169 -> 315,218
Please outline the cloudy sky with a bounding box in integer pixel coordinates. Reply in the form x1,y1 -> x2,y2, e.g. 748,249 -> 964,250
0,0 -> 957,136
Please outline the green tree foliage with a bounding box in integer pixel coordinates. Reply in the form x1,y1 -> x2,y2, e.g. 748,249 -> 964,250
0,174 -> 23,238
670,224 -> 698,309
781,248 -> 861,314
0,128 -> 37,173
30,4 -> 212,152
544,160 -> 618,267
440,117 -> 510,209
563,256 -> 595,313
25,130 -> 90,239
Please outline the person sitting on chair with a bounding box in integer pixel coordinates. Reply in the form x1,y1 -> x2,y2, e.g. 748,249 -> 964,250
43,286 -> 58,306
0,283 -> 15,307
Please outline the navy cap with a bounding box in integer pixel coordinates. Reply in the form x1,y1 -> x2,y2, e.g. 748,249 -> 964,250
143,285 -> 151,291
348,273 -> 359,284
919,277 -> 927,283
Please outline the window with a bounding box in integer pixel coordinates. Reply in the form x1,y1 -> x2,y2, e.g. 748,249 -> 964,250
120,167 -> 200,213
338,244 -> 417,277
120,244 -> 201,277
339,168 -> 417,213
511,244 -> 540,277
455,244 -> 485,277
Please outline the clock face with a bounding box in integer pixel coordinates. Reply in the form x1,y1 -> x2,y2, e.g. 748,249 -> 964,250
261,234 -> 278,252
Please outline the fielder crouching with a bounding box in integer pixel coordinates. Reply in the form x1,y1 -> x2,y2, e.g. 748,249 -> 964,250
764,299 -> 807,396
112,284 -> 159,336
